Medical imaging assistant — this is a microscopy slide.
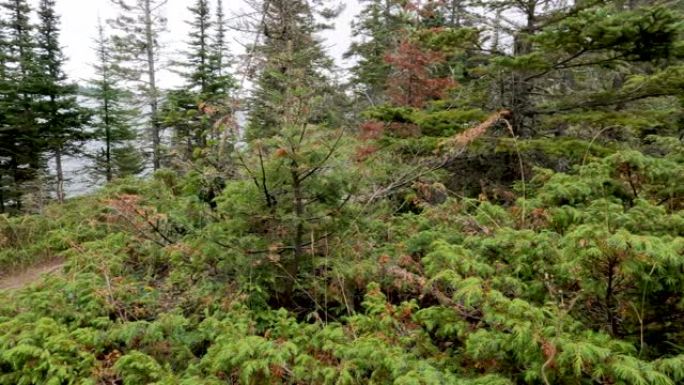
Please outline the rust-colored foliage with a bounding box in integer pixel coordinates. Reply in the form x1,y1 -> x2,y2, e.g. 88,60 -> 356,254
360,120 -> 386,140
403,0 -> 446,24
104,194 -> 172,246
439,109 -> 512,152
93,349 -> 122,385
274,147 -> 289,158
356,121 -> 384,160
388,121 -> 422,137
355,145 -> 379,162
384,38 -> 456,108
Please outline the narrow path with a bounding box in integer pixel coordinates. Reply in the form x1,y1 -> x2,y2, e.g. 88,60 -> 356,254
0,259 -> 65,291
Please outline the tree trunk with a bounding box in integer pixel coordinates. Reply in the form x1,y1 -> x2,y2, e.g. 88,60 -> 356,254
291,162 -> 304,270
10,156 -> 21,211
0,177 -> 5,213
55,146 -> 65,203
510,2 -> 537,135
492,9 -> 501,52
283,160 -> 305,302
449,0 -> 463,27
104,86 -> 113,182
605,257 -> 619,336
144,0 -> 161,170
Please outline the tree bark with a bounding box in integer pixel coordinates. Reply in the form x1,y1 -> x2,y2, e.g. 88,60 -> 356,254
55,146 -> 65,203
510,1 -> 537,135
291,161 -> 304,269
0,177 -> 5,213
104,82 -> 113,182
448,0 -> 464,27
605,256 -> 619,336
143,0 -> 161,170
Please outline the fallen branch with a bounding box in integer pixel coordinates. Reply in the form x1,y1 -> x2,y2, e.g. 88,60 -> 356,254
364,110 -> 512,204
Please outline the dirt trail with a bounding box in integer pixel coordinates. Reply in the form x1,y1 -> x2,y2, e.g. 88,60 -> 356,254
0,259 -> 65,291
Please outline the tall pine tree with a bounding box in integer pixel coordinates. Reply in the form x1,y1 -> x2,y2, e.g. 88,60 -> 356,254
182,0 -> 212,96
211,0 -> 229,86
85,21 -> 143,182
345,0 -> 405,107
0,11 -> 11,213
476,0 -> 684,135
165,0 -> 234,159
0,0 -> 41,212
34,0 -> 87,203
207,0 -> 234,106
0,14 -> 12,214
109,0 -> 167,170
245,0 -> 340,139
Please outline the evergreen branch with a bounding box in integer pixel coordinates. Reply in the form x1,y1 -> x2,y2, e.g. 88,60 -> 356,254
299,127 -> 345,183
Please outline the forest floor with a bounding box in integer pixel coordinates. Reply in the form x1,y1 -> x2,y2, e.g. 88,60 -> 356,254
0,259 -> 65,291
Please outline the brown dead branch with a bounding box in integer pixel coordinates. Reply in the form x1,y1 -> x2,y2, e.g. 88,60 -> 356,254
365,110 -> 512,204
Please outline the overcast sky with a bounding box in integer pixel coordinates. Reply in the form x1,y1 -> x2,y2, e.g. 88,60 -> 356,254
49,0 -> 359,88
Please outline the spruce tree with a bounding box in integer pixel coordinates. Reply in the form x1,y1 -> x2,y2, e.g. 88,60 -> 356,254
345,0 -> 405,106
211,0 -> 229,84
182,0 -> 212,96
0,12 -> 11,213
207,0 -> 234,106
358,0 -> 682,196
165,0 -> 213,156
34,0 -> 87,203
476,0 -> 684,135
207,0 -> 237,146
159,88 -> 202,160
109,0 -> 167,170
441,0 -> 472,27
85,21 -> 143,182
0,0 -> 41,212
245,0 -> 340,140
166,0 -> 235,159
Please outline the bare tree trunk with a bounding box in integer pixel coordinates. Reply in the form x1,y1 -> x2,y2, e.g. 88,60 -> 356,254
0,178 -> 5,213
55,146 -> 65,203
291,161 -> 304,269
510,2 -> 537,135
143,0 -> 161,170
448,0 -> 463,27
104,88 -> 113,182
492,9 -> 502,52
280,158 -> 305,302
10,157 -> 21,211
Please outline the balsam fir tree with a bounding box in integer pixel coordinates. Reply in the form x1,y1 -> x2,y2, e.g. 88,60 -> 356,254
167,0 -> 235,158
355,0 -> 682,197
210,0 -> 231,92
208,0 -> 235,145
0,0 -> 42,212
441,0 -> 472,27
209,0 -> 353,304
245,0 -> 341,140
166,0 -> 213,156
345,0 -> 405,107
0,12 -> 12,213
34,0 -> 88,203
182,0 -> 212,97
109,0 -> 167,170
159,88 -> 202,160
477,0 -> 684,135
85,21 -> 143,182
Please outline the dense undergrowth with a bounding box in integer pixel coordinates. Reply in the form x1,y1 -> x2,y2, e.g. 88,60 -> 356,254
1,0 -> 683,383
1,139 -> 683,384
